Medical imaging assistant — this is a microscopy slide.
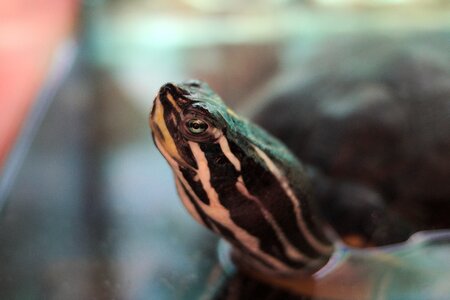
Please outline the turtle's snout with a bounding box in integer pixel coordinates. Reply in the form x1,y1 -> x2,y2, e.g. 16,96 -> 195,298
159,82 -> 178,97
159,82 -> 192,99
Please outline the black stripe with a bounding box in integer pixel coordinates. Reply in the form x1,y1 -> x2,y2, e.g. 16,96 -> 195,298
200,142 -> 307,268
291,183 -> 332,246
180,184 -> 283,272
179,171 -> 283,271
228,140 -> 327,258
152,124 -> 165,142
159,95 -> 198,169
179,166 -> 210,205
177,179 -> 213,230
266,149 -> 333,247
241,156 -> 324,258
208,219 -> 280,271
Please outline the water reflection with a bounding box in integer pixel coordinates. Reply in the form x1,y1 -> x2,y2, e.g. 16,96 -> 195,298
0,62 -> 218,299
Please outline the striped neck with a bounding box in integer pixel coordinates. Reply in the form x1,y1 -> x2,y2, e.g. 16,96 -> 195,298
150,80 -> 334,275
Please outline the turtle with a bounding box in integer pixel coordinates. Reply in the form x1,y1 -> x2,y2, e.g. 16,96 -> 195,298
149,79 -> 450,299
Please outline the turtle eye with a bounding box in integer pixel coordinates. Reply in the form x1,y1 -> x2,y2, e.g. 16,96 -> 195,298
186,118 -> 208,134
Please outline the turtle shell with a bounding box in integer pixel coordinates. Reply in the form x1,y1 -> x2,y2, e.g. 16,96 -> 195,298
248,37 -> 450,246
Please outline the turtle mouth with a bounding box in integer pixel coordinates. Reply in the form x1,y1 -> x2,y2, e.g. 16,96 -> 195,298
150,85 -> 184,158
150,85 -> 199,171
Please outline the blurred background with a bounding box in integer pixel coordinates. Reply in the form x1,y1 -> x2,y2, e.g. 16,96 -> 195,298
0,1 -> 449,299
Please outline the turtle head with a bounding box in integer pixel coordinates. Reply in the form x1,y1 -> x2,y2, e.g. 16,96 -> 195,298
150,80 -> 231,170
150,80 -> 333,275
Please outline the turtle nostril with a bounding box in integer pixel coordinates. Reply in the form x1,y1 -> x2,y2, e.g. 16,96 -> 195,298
161,82 -> 175,91
159,83 -> 177,97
